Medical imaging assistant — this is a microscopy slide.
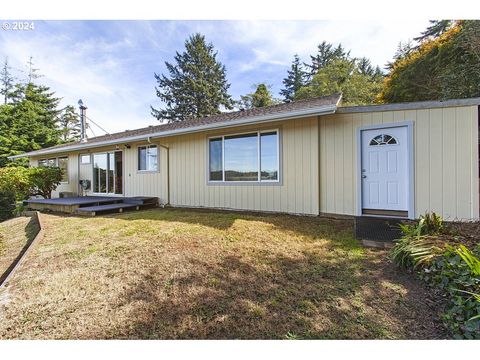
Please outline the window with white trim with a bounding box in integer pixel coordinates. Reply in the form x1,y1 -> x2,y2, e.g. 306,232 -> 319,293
138,145 -> 158,171
208,130 -> 279,183
38,156 -> 69,182
80,154 -> 91,164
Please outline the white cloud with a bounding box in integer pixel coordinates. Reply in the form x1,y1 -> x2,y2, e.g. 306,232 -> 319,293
0,20 -> 432,134
0,26 -> 158,134
225,20 -> 430,69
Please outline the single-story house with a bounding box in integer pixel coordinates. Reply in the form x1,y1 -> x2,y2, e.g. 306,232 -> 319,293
10,94 -> 480,221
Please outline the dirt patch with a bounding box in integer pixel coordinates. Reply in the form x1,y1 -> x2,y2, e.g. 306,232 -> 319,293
0,209 -> 447,339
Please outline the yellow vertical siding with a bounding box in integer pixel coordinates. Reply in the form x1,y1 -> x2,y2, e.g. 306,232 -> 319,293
320,105 -> 479,220
166,116 -> 319,215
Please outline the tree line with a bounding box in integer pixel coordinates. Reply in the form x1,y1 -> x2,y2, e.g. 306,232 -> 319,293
0,57 -> 80,167
1,20 -> 479,168
151,20 -> 480,122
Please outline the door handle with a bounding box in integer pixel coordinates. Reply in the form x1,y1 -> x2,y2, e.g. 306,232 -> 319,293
362,175 -> 367,179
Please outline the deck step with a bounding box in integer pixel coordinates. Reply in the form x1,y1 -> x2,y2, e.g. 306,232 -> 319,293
76,203 -> 138,214
123,197 -> 158,205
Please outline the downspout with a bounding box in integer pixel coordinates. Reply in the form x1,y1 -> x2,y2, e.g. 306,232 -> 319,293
150,137 -> 170,206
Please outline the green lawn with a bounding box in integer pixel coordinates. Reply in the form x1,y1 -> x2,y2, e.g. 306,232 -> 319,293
0,209 -> 445,339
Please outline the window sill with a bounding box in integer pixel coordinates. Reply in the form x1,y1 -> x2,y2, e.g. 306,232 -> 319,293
137,170 -> 159,174
207,181 -> 282,186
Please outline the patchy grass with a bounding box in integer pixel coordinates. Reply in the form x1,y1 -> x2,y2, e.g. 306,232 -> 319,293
0,209 -> 446,339
0,215 -> 39,280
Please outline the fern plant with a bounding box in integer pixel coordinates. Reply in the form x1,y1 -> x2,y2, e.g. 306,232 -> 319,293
390,213 -> 446,268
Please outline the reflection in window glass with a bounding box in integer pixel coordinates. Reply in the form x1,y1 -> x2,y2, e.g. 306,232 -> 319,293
208,130 -> 280,183
369,134 -> 397,146
93,153 -> 108,193
58,157 -> 69,182
138,145 -> 158,171
80,154 -> 91,164
260,132 -> 278,180
224,133 -> 258,181
147,146 -> 158,171
209,138 -> 223,181
47,158 -> 57,167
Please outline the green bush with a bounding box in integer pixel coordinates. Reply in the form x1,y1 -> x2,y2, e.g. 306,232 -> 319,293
0,166 -> 63,221
0,189 -> 16,222
390,213 -> 447,268
27,166 -> 63,199
420,246 -> 480,339
390,213 -> 480,339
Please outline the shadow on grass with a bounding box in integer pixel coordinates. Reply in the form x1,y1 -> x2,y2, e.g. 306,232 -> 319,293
103,208 -> 358,252
102,248 -> 445,339
0,215 -> 41,285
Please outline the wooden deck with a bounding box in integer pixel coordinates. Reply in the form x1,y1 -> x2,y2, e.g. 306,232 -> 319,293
24,196 -> 158,215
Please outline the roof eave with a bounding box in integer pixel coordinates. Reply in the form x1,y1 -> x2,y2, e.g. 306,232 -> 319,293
9,103 -> 338,159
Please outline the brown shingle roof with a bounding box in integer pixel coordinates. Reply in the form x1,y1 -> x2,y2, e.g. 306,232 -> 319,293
13,94 -> 341,157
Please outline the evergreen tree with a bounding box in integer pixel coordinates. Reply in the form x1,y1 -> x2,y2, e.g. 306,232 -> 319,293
305,41 -> 349,77
380,20 -> 480,102
295,58 -> 383,106
0,82 -> 62,166
414,20 -> 452,43
151,33 -> 233,122
57,105 -> 81,142
26,56 -> 42,83
0,58 -> 14,104
238,84 -> 278,110
385,41 -> 414,70
280,54 -> 307,102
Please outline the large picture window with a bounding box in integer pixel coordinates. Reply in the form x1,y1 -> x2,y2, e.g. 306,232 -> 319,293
208,130 -> 279,183
138,145 -> 158,171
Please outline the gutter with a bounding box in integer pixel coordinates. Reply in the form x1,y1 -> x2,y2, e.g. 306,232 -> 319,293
8,104 -> 338,159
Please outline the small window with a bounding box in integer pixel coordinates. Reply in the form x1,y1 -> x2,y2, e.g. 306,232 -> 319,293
138,145 -> 158,171
369,134 -> 397,146
58,157 -> 69,182
80,154 -> 91,164
38,159 -> 47,167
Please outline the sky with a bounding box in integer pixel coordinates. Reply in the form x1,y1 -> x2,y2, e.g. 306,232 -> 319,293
0,20 -> 431,134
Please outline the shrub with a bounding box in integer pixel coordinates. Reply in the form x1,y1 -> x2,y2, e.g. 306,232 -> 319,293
0,166 -> 63,221
390,235 -> 444,269
390,213 -> 480,339
390,213 -> 447,269
28,166 -> 63,199
0,189 -> 16,222
420,246 -> 480,339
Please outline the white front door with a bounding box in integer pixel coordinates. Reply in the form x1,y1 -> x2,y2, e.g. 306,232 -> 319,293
361,126 -> 408,212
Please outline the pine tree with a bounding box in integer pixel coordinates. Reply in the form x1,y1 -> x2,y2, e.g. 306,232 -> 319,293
57,105 -> 81,142
295,58 -> 383,105
0,82 -> 62,165
305,41 -> 349,77
238,84 -> 277,110
151,33 -> 233,122
0,58 -> 14,104
414,20 -> 452,43
26,56 -> 42,83
280,54 -> 307,102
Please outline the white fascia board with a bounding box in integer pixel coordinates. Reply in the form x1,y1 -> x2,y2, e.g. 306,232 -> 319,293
9,104 -> 337,159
